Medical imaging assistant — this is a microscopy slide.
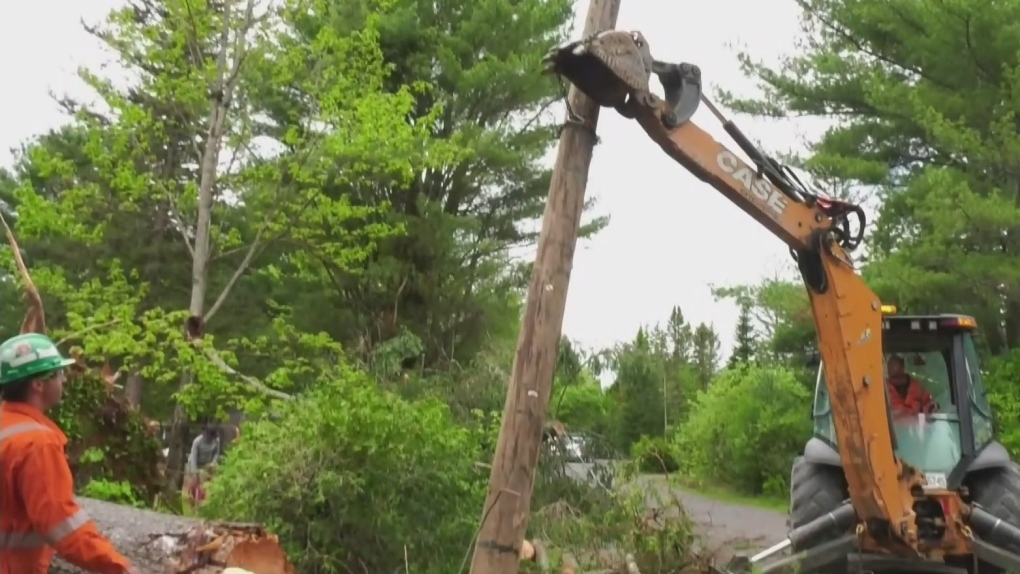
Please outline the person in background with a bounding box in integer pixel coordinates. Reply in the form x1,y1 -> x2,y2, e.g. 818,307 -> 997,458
0,333 -> 140,574
186,423 -> 221,505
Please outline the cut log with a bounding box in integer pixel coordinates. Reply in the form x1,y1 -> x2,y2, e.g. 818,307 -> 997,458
50,498 -> 294,574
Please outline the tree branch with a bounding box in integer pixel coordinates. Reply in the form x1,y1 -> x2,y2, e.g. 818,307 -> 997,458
197,342 -> 294,400
165,194 -> 195,258
0,211 -> 46,334
55,319 -> 123,346
204,225 -> 265,322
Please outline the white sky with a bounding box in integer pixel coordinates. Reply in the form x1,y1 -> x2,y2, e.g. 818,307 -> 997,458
562,0 -> 831,359
0,0 -> 832,361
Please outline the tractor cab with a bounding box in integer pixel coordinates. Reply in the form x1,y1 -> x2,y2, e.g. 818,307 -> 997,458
809,306 -> 1007,488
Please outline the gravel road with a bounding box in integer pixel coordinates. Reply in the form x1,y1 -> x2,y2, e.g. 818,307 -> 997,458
51,497 -> 200,574
631,474 -> 789,562
676,488 -> 789,558
51,484 -> 788,572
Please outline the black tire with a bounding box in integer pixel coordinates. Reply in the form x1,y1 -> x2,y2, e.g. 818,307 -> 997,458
789,456 -> 850,573
964,463 -> 1020,574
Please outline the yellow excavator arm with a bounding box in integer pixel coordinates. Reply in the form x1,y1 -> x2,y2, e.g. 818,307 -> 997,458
542,32 -> 922,551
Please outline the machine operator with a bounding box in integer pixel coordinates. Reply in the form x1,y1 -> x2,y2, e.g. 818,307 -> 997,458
886,355 -> 936,416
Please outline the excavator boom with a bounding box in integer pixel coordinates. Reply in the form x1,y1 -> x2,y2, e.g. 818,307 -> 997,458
626,64 -> 918,546
542,29 -> 1020,574
541,38 -> 920,552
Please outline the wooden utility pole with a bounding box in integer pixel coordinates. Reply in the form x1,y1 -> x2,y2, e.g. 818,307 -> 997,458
467,0 -> 622,572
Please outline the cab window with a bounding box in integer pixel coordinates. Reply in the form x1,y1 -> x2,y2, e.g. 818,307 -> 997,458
884,350 -> 953,411
962,334 -> 994,447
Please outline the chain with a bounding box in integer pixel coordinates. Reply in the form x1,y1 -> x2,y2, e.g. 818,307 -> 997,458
554,75 -> 600,144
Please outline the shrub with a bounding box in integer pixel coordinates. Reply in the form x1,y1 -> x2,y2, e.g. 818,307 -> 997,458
985,349 -> 1020,456
631,435 -> 679,473
675,364 -> 810,497
201,362 -> 486,574
526,460 -> 696,573
54,373 -> 164,504
80,478 -> 144,508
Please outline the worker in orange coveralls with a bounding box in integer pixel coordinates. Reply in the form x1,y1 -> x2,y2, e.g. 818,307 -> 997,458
886,354 -> 936,416
0,333 -> 140,574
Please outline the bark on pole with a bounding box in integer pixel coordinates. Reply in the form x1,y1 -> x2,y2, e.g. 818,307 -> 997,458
467,0 -> 622,571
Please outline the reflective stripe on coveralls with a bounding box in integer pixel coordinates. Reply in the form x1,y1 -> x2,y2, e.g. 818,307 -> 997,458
0,422 -> 91,550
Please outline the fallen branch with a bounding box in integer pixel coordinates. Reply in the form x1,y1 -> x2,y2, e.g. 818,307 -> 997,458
0,210 -> 46,334
198,343 -> 294,401
56,319 -> 123,346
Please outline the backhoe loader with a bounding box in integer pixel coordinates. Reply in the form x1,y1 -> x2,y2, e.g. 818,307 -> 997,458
541,30 -> 1020,574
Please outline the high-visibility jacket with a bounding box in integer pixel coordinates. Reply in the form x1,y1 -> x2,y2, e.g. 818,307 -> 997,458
0,401 -> 133,574
887,375 -> 934,415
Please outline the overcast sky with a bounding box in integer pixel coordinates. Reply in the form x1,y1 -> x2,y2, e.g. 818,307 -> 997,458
0,0 -> 830,360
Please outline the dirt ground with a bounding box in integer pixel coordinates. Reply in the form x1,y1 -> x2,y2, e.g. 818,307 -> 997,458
632,474 -> 789,564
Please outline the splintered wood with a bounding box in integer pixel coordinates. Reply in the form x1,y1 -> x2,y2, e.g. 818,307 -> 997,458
147,522 -> 295,574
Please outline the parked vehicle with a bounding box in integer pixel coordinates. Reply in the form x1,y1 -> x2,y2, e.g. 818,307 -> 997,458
542,430 -> 616,490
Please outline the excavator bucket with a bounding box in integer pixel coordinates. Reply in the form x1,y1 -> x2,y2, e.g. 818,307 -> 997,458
540,32 -> 702,127
652,61 -> 702,128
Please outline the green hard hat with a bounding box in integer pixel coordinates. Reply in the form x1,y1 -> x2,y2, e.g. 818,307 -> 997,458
0,333 -> 76,386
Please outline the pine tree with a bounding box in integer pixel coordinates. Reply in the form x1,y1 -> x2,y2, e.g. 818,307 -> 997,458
692,322 -> 721,389
665,305 -> 692,364
612,329 -> 666,449
727,301 -> 757,368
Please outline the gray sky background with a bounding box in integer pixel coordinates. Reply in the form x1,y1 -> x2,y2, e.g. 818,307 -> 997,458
0,0 -> 833,360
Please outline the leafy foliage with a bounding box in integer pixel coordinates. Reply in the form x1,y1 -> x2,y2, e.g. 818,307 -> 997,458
201,362 -> 485,573
631,435 -> 679,474
27,0 -> 1020,565
727,301 -> 757,368
721,0 -> 1020,353
675,365 -> 811,497
52,371 -> 164,504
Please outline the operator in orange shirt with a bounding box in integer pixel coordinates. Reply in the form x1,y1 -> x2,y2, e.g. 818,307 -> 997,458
886,354 -> 936,416
0,333 -> 140,574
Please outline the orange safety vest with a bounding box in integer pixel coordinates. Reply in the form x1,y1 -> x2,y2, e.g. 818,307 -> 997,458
0,402 -> 132,574
887,376 -> 934,415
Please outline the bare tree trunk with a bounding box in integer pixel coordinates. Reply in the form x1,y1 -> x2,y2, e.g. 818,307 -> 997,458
165,396 -> 193,493
124,372 -> 143,409
165,0 -> 256,494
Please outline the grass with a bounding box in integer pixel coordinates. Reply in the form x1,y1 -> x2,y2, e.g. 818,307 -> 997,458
679,483 -> 787,512
671,475 -> 788,513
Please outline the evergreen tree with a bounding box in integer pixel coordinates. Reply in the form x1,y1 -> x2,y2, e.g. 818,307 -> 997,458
692,322 -> 722,389
728,301 -> 757,368
665,305 -> 692,364
612,328 -> 666,450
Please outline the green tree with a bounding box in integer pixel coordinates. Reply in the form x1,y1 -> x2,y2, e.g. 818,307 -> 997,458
263,0 -> 598,370
4,0 -> 454,485
690,322 -> 721,390
608,327 -> 667,450
549,338 -> 611,434
722,0 -> 1020,354
551,379 -> 611,436
727,301 -> 757,368
202,360 -> 485,573
665,305 -> 692,364
676,364 -> 811,496
715,278 -> 815,368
